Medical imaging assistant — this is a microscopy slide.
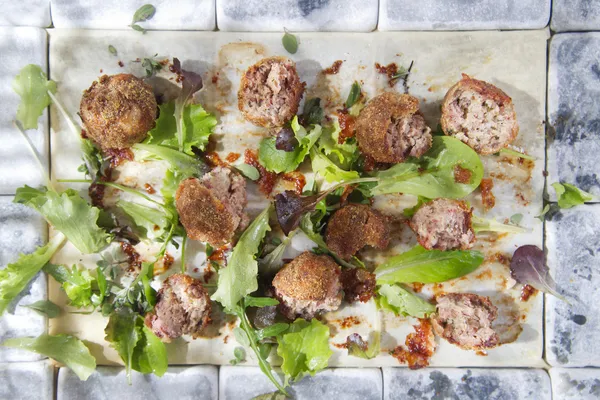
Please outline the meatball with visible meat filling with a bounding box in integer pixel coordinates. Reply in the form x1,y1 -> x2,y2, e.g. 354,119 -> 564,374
441,74 -> 518,154
80,74 -> 157,151
431,293 -> 500,350
272,252 -> 342,320
145,274 -> 211,342
176,167 -> 248,246
355,92 -> 432,163
409,198 -> 475,251
238,57 -> 304,128
325,203 -> 390,260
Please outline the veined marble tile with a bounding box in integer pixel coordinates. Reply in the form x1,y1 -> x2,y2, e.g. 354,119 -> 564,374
551,0 -> 600,32
0,27 -> 49,195
550,368 -> 600,399
0,361 -> 53,400
0,0 -> 51,27
546,205 -> 600,367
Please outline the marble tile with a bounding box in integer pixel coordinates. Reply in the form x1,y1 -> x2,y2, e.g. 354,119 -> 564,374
378,0 -> 550,30
216,0 -> 378,32
0,361 -> 54,400
0,27 -> 49,195
548,33 -> 600,201
551,0 -> 600,32
0,0 -> 51,27
51,0 -> 216,30
383,368 -> 551,400
57,365 -> 218,399
0,197 -> 47,362
550,368 -> 600,399
545,205 -> 600,367
219,366 -> 382,399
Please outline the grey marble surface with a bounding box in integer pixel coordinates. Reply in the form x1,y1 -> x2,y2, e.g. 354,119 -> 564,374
0,27 -> 49,195
551,0 -> 600,32
219,366 -> 383,399
57,366 -> 219,399
383,368 -> 551,400
378,0 -> 550,30
0,361 -> 53,400
217,0 -> 378,31
0,197 -> 47,362
546,205 -> 600,367
0,0 -> 51,27
51,0 -> 216,30
548,33 -> 600,201
550,368 -> 600,399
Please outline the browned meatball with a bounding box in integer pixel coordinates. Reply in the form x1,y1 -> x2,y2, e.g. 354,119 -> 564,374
144,274 -> 211,342
441,74 -> 519,155
238,57 -> 304,128
355,92 -> 432,163
175,167 -> 248,246
431,293 -> 499,350
409,198 -> 475,251
325,203 -> 390,260
80,74 -> 157,151
272,252 -> 342,320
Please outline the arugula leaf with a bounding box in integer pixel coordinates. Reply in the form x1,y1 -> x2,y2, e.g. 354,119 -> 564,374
131,325 -> 167,377
2,334 -> 96,380
211,205 -> 272,312
21,300 -> 61,318
0,232 -> 65,315
377,284 -> 436,318
12,64 -> 56,130
374,245 -> 484,285
345,332 -> 380,359
15,186 -> 111,254
256,323 -> 290,340
276,318 -> 332,384
259,230 -> 297,273
310,147 -> 360,183
552,182 -> 593,209
117,200 -> 169,239
104,308 -> 141,383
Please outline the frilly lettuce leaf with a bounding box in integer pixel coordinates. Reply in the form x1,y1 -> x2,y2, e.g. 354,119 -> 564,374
12,64 -> 56,130
316,118 -> 359,169
552,182 -> 593,209
377,284 -> 436,318
309,147 -> 360,183
117,200 -> 169,239
44,263 -> 97,308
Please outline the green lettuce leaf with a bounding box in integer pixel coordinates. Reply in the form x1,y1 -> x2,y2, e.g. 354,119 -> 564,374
316,119 -> 359,169
2,334 -> 96,380
133,143 -> 206,179
131,325 -> 168,377
377,284 -> 436,318
14,186 -> 112,254
12,64 -> 57,130
0,232 -> 66,315
309,147 -> 360,183
44,263 -> 97,308
117,200 -> 169,238
374,245 -> 484,285
211,205 -> 272,312
21,300 -> 61,318
345,332 -> 380,359
276,318 -> 332,384
552,182 -> 593,209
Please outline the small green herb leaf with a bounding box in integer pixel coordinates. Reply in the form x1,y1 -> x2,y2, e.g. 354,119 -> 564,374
22,300 -> 61,318
244,296 -> 279,308
235,163 -> 260,181
345,81 -> 361,109
230,346 -> 246,365
282,31 -> 298,54
132,4 -> 156,23
131,24 -> 145,32
510,213 -> 523,225
108,45 -> 117,56
552,182 -> 593,209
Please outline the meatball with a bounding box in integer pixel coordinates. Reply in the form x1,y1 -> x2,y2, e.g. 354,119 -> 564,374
272,252 -> 342,320
325,203 -> 390,260
144,274 -> 211,342
441,74 -> 518,154
431,293 -> 499,350
176,167 -> 248,246
80,74 -> 157,151
355,92 -> 432,163
238,57 -> 304,128
409,198 -> 475,251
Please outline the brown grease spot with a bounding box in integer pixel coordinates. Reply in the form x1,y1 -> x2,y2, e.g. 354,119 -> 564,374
204,151 -> 228,168
323,60 -> 343,75
338,316 -> 361,329
105,148 -> 134,168
281,171 -> 306,194
337,110 -> 356,143
390,319 -> 435,369
480,178 -> 496,211
225,152 -> 240,163
520,284 -> 538,302
144,183 -> 156,194
375,62 -> 399,87
245,149 -> 277,195
454,165 -> 473,184
121,242 -> 142,271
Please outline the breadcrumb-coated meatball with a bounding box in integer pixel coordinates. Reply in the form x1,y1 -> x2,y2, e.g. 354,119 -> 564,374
409,198 -> 475,251
325,203 -> 390,260
176,167 -> 248,246
272,252 -> 342,320
80,74 -> 157,151
238,57 -> 304,128
431,292 -> 499,350
355,92 -> 432,163
144,274 -> 211,342
441,74 -> 518,155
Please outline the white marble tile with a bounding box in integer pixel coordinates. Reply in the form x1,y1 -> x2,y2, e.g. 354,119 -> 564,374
0,27 -> 49,195
0,0 -> 51,27
551,0 -> 600,32
51,0 -> 216,30
550,368 -> 600,399
57,365 -> 218,399
0,361 -> 54,400
0,197 -> 47,362
219,366 -> 382,399
378,0 -> 550,30
548,33 -> 600,201
383,368 -> 551,400
217,0 -> 378,31
545,205 -> 600,367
